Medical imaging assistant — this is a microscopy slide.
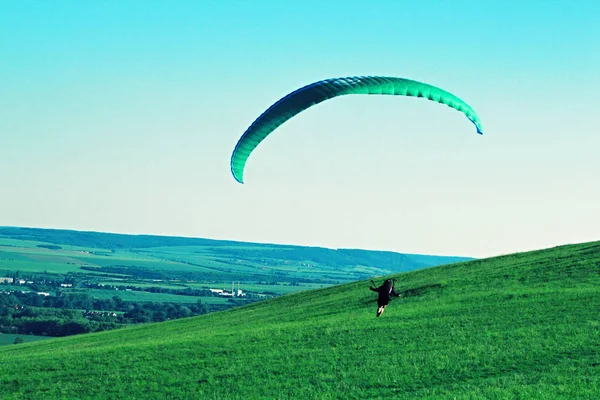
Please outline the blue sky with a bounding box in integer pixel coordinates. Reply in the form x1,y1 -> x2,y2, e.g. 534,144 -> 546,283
1,0 -> 599,258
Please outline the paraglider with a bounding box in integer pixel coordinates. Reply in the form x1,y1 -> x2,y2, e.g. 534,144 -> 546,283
230,75 -> 484,184
369,278 -> 401,317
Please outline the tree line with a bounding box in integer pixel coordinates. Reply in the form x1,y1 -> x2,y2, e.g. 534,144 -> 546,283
0,291 -> 212,338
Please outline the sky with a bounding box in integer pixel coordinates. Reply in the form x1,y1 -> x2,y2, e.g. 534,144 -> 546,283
1,0 -> 599,258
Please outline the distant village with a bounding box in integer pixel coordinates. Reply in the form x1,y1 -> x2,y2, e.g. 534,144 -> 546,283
0,277 -> 73,287
0,275 -> 259,299
0,276 -> 57,297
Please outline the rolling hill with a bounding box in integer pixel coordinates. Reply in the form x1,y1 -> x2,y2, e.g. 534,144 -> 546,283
0,226 -> 473,277
1,240 -> 598,399
0,227 -> 473,285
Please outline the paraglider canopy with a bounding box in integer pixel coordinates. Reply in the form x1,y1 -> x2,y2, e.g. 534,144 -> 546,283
230,76 -> 483,184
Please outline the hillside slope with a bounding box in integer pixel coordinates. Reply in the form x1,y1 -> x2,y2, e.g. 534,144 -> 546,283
1,241 -> 598,399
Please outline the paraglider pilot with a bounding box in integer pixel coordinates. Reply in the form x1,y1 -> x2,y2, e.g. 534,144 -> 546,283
369,279 -> 400,317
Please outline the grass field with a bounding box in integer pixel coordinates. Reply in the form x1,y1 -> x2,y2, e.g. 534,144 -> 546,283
0,334 -> 52,346
1,240 -> 598,399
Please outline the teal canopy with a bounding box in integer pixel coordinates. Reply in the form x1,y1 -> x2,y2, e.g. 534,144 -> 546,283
231,76 -> 483,184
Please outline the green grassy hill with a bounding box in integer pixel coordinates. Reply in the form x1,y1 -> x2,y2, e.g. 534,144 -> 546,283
1,240 -> 598,399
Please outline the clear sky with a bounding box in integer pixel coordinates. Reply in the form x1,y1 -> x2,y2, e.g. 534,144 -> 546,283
1,0 -> 599,258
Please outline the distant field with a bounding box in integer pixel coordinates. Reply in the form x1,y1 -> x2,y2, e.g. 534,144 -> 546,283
65,289 -> 236,305
0,239 -> 365,295
100,280 -> 186,290
0,334 -> 52,346
0,258 -> 81,274
0,238 -> 108,253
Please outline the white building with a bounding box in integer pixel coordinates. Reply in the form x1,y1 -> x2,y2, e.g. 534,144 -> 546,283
211,282 -> 245,297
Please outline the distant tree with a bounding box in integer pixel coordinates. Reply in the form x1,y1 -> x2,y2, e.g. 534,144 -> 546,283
152,310 -> 167,322
60,321 -> 90,336
63,274 -> 78,285
37,244 -> 62,250
190,300 -> 208,315
13,337 -> 24,344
